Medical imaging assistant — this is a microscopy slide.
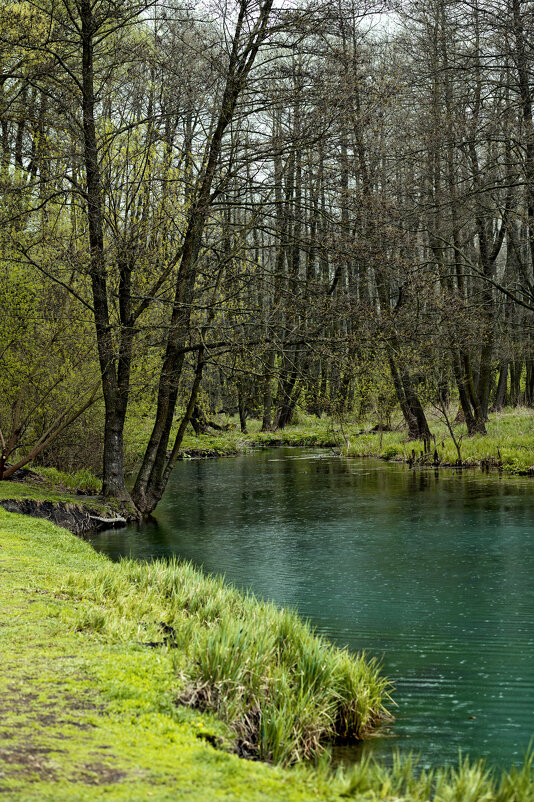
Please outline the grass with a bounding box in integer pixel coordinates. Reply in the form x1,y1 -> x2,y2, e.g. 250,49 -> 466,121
0,467 -> 122,518
31,466 -> 101,494
0,478 -> 86,504
343,406 -> 534,474
3,509 -> 534,799
0,507 -> 388,800
122,407 -> 339,467
337,749 -> 534,801
61,556 -> 391,765
0,466 -> 100,504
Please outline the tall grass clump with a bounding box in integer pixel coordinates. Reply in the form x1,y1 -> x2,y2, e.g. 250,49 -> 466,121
61,555 -> 392,765
336,749 -> 534,801
33,465 -> 101,494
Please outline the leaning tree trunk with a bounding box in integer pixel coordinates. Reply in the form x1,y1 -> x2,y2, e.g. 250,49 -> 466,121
131,0 -> 275,515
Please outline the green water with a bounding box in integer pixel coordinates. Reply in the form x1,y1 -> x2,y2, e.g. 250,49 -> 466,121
92,449 -> 534,768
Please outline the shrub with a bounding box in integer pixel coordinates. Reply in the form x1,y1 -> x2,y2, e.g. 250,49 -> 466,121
381,445 -> 400,461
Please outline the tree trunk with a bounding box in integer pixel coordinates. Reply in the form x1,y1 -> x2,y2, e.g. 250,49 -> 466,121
131,0 -> 274,514
492,361 -> 508,411
80,0 -> 131,504
525,358 -> 534,406
510,360 -> 522,405
237,386 -> 248,434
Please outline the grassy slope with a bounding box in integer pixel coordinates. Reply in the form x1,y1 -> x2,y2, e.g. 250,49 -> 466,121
0,508 -> 379,802
0,481 -> 95,505
0,467 -> 117,515
2,512 -> 534,801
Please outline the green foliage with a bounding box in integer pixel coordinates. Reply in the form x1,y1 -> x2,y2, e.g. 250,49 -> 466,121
32,466 -> 101,494
381,445 -> 400,461
0,256 -> 101,475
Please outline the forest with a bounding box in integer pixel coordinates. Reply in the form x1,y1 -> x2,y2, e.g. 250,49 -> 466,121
1,0 -> 533,514
3,1 -> 534,799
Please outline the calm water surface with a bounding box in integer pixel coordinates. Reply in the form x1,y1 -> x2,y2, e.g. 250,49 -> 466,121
92,449 -> 534,768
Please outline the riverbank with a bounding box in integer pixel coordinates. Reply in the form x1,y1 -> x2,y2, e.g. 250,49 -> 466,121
0,467 -> 130,534
3,511 -> 534,800
0,507 -> 389,800
3,406 -> 533,537
172,407 -> 534,475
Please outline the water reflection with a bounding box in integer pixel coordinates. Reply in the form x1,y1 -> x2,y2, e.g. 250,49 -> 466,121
92,450 -> 534,768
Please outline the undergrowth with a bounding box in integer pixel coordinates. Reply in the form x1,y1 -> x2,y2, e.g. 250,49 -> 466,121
32,466 -> 101,494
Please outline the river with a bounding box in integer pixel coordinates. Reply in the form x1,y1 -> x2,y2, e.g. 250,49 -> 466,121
91,448 -> 534,768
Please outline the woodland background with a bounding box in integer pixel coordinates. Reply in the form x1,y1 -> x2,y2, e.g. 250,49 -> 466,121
1,0 -> 533,513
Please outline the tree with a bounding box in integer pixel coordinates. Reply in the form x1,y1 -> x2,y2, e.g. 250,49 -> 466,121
2,0 -> 280,514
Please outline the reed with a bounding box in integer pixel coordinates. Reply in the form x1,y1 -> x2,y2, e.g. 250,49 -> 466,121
336,749 -> 534,801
